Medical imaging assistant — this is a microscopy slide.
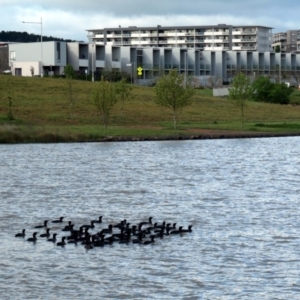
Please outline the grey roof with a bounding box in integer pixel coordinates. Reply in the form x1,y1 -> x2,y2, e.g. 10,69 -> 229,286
86,24 -> 273,31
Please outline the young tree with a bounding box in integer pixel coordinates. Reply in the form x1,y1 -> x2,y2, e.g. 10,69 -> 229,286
154,69 -> 195,129
93,77 -> 118,129
228,72 -> 252,129
115,77 -> 133,117
274,45 -> 281,53
64,64 -> 75,79
64,65 -> 77,118
0,76 -> 15,121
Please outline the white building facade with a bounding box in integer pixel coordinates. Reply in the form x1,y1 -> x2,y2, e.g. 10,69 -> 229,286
8,42 -> 300,86
9,41 -> 67,76
87,24 -> 273,52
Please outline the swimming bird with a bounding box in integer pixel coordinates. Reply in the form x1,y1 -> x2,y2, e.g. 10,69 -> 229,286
92,216 -> 103,223
47,233 -> 57,242
34,220 -> 48,229
170,226 -> 183,234
57,236 -> 67,247
40,228 -> 51,238
143,235 -> 155,245
132,232 -> 143,244
52,217 -> 64,223
180,225 -> 193,233
27,232 -> 38,242
155,221 -> 166,229
62,222 -> 74,231
15,229 -> 26,237
139,217 -> 153,228
81,220 -> 96,229
101,224 -> 113,234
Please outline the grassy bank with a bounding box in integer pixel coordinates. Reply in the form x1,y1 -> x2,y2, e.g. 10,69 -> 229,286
1,75 -> 300,143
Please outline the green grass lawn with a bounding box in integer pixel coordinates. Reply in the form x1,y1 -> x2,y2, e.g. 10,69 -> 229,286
1,75 -> 300,143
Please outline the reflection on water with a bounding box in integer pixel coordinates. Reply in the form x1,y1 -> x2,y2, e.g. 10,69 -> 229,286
1,137 -> 300,299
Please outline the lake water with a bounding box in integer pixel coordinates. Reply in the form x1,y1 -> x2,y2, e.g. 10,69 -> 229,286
1,137 -> 300,299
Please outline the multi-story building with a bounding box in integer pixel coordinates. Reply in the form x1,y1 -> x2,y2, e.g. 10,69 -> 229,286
8,42 -> 300,86
272,30 -> 299,53
9,41 -> 67,76
87,24 -> 273,52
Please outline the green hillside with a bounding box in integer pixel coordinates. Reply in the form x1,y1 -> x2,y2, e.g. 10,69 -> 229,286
1,75 -> 300,143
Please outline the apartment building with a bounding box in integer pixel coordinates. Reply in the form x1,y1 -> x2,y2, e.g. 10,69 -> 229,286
272,30 -> 299,53
9,41 -> 67,76
87,24 -> 273,52
8,41 -> 300,87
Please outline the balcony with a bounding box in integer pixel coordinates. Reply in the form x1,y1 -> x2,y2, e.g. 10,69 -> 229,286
79,59 -> 88,67
200,64 -> 210,69
95,61 -> 105,68
241,46 -> 257,50
241,38 -> 256,42
227,64 -> 237,69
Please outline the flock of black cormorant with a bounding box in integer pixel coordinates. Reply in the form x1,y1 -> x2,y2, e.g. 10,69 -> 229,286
15,216 -> 193,249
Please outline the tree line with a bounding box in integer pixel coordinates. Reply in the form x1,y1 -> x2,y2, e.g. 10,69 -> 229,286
0,31 -> 75,43
228,72 -> 294,128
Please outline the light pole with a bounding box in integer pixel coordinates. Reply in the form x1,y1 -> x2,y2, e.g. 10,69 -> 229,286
279,55 -> 286,83
23,17 -> 43,77
92,43 -> 95,82
185,50 -> 187,88
126,62 -> 135,84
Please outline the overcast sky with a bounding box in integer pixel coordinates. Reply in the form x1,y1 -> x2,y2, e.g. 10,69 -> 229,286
0,0 -> 299,41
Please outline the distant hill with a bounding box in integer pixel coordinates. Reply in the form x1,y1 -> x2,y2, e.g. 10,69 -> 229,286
0,31 -> 76,43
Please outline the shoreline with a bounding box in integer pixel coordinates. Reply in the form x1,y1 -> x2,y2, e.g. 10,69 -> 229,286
84,131 -> 300,143
2,130 -> 300,144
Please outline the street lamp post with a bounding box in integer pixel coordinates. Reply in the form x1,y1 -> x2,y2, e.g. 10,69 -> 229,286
92,43 -> 95,82
185,50 -> 187,88
126,62 -> 135,84
22,17 -> 43,77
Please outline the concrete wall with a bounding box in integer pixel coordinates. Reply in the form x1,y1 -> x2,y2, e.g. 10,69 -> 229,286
11,61 -> 41,76
0,46 -> 9,73
67,42 -> 79,70
9,41 -> 66,69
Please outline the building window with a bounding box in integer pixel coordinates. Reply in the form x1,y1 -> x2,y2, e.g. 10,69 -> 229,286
57,42 -> 61,62
10,51 -> 16,61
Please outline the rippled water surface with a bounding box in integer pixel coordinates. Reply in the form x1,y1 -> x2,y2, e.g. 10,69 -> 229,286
1,137 -> 300,299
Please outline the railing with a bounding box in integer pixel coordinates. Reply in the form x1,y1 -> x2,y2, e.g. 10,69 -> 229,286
241,38 -> 256,42
180,64 -> 195,69
241,30 -> 257,34
200,64 -> 210,69
241,46 -> 256,50
142,64 -> 153,69
227,65 -> 237,69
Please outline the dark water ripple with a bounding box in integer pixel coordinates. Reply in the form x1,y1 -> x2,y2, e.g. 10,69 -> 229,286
1,137 -> 300,299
